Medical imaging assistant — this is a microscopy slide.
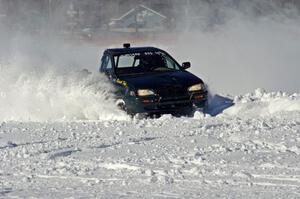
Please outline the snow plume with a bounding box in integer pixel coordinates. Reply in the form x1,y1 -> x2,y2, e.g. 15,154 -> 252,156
0,1 -> 130,122
0,27 -> 127,122
0,65 -> 128,122
166,1 -> 300,95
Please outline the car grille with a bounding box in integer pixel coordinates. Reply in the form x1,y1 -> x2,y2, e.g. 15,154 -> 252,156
157,86 -> 189,101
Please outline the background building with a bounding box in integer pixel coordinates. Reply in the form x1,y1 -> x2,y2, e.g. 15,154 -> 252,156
0,0 -> 299,34
109,4 -> 168,32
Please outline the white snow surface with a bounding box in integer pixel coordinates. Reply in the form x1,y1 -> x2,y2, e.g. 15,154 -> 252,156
1,89 -> 300,198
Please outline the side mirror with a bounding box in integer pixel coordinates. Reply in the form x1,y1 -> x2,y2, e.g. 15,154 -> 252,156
182,62 -> 191,69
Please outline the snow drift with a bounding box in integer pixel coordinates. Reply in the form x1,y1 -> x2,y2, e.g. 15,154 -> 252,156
223,88 -> 300,117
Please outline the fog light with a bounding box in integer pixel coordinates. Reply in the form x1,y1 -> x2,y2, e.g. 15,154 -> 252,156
194,95 -> 205,100
142,99 -> 153,104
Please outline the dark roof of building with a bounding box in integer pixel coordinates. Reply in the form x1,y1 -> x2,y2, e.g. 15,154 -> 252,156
105,46 -> 163,55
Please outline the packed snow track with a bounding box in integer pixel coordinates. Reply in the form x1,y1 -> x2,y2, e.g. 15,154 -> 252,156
1,90 -> 300,198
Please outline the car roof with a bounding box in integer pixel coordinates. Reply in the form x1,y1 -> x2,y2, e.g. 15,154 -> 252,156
105,47 -> 163,56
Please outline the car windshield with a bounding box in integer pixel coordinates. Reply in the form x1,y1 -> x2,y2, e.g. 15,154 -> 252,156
114,51 -> 181,76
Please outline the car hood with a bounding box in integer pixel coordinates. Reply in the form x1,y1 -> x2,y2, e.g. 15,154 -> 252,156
121,71 -> 203,90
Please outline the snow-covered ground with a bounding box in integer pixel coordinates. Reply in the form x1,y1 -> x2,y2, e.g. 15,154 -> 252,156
1,1 -> 300,197
1,89 -> 300,198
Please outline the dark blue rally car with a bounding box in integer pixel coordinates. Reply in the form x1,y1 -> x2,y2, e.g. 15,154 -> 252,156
99,44 -> 208,116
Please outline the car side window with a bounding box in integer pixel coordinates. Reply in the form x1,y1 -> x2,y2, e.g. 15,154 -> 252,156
100,55 -> 112,72
165,56 -> 177,70
106,57 -> 112,70
116,54 -> 136,68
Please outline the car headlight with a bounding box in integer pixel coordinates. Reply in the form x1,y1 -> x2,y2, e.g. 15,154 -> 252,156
137,89 -> 155,96
188,83 -> 204,92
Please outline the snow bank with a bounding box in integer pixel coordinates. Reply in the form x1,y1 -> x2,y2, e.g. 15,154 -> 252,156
222,88 -> 300,117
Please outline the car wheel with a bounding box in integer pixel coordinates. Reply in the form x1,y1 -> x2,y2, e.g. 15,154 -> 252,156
116,99 -> 137,118
116,99 -> 127,112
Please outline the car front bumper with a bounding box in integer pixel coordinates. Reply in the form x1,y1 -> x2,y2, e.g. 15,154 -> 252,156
125,91 -> 208,114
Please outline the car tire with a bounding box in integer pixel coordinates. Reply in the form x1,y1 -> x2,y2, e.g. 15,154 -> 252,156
116,99 -> 127,111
